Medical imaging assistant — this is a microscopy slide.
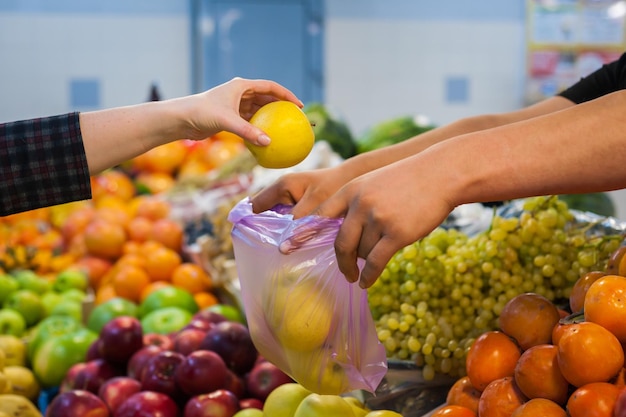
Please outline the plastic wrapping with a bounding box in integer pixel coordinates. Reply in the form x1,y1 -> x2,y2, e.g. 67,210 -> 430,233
229,197 -> 387,395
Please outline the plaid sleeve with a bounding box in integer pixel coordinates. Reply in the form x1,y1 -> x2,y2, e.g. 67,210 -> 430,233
0,112 -> 92,216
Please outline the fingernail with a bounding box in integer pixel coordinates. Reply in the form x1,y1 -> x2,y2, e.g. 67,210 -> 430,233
258,134 -> 271,145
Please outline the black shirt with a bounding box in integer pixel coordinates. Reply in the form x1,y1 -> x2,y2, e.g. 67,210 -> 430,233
558,52 -> 626,104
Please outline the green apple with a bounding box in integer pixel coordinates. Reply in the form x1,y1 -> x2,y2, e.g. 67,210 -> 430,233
49,300 -> 82,322
3,290 -> 44,327
12,270 -> 51,295
32,327 -> 97,388
206,304 -> 246,324
141,306 -> 192,334
86,297 -> 138,334
139,286 -> 198,318
59,288 -> 87,303
26,315 -> 83,362
0,309 -> 27,336
40,291 -> 63,316
293,393 -> 356,417
0,275 -> 19,305
262,383 -> 312,417
233,409 -> 263,417
53,269 -> 88,293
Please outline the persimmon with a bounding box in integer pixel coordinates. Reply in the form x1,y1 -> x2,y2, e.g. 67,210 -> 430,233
606,245 -> 626,275
134,196 -> 171,221
126,216 -> 154,243
566,382 -> 620,417
569,270 -> 607,313
510,398 -> 566,417
584,274 -> 626,343
498,292 -> 560,350
446,376 -> 481,414
149,218 -> 184,251
431,405 -> 476,417
466,331 -> 522,391
143,246 -> 182,282
171,263 -> 212,294
83,219 -> 127,260
111,264 -> 151,303
557,321 -> 624,387
514,344 -> 570,405
477,376 -> 527,417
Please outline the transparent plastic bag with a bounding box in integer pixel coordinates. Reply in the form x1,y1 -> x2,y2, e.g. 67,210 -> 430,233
229,197 -> 387,395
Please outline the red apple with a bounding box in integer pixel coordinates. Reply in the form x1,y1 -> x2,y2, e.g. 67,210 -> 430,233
98,316 -> 143,365
183,318 -> 216,332
239,398 -> 263,410
115,391 -> 180,417
174,350 -> 228,397
245,360 -> 293,401
143,332 -> 175,350
192,309 -> 227,325
223,370 -> 245,399
199,322 -> 257,375
140,350 -> 185,400
46,389 -> 110,417
173,328 -> 208,356
67,359 -> 121,394
127,345 -> 163,380
183,389 -> 240,417
60,362 -> 88,393
86,338 -> 104,361
98,376 -> 142,414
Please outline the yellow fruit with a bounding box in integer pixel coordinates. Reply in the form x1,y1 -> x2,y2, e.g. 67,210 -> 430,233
293,393 -> 356,417
0,371 -> 11,394
364,411 -> 404,417
265,273 -> 333,352
286,348 -> 348,395
344,397 -> 370,417
0,350 -> 5,371
3,366 -> 40,401
262,383 -> 312,417
0,336 -> 26,367
246,101 -> 315,168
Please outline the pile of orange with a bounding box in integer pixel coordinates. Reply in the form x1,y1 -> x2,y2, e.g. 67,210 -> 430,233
439,245 -> 626,417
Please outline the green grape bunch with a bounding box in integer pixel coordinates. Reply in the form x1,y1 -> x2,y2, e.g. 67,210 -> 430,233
368,195 -> 624,381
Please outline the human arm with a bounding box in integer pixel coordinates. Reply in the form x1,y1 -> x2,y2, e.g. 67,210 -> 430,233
251,95 -> 574,216
312,90 -> 626,288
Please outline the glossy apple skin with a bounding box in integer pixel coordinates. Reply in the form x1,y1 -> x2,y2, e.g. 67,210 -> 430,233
183,389 -> 240,417
98,376 -> 142,415
45,389 -> 109,417
143,333 -> 175,351
199,322 -> 257,375
192,309 -> 228,326
98,316 -> 144,366
140,350 -> 186,400
127,345 -> 164,380
173,328 -> 208,356
245,360 -> 293,401
174,350 -> 229,397
115,390 -> 180,417
239,398 -> 264,410
66,359 -> 121,394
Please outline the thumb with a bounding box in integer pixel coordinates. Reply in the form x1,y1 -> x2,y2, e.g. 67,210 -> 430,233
225,117 -> 271,146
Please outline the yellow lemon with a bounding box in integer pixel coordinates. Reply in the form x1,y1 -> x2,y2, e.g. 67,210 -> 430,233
264,273 -> 333,351
293,393 -> 356,417
246,101 -> 315,168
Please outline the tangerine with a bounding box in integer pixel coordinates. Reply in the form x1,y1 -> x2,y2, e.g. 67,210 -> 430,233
171,263 -> 212,294
83,219 -> 127,260
143,246 -> 182,282
111,265 -> 151,303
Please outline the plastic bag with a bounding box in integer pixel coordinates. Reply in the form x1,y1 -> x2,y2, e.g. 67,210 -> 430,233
229,197 -> 387,395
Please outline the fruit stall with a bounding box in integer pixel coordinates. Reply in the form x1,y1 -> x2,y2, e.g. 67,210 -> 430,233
1,103 -> 626,417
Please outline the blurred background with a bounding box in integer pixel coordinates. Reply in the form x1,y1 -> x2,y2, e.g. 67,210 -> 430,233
1,0 -> 625,217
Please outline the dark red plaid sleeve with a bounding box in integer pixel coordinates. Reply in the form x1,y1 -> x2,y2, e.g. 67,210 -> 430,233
0,112 -> 92,216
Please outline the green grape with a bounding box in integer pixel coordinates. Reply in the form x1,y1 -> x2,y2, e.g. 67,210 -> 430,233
369,195 -> 622,380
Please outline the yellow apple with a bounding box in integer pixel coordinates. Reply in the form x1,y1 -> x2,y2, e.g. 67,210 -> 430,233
233,409 -> 263,417
286,348 -> 348,395
365,411 -> 404,417
343,396 -> 370,417
262,383 -> 312,417
293,393 -> 356,417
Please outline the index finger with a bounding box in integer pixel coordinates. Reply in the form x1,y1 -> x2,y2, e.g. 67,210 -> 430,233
244,79 -> 303,107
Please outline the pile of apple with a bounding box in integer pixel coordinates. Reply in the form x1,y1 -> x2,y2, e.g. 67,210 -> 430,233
45,308 -> 293,417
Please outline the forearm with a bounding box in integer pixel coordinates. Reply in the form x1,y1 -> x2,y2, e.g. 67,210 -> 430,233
339,96 -> 574,180
422,91 -> 626,207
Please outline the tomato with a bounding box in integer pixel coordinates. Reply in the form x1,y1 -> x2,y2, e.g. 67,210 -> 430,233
566,382 -> 620,417
510,398 -> 567,417
498,293 -> 560,350
557,321 -> 624,387
569,271 -> 607,313
466,331 -> 522,391
584,274 -> 626,343
514,344 -> 570,405
477,376 -> 527,417
431,405 -> 476,417
446,376 -> 481,414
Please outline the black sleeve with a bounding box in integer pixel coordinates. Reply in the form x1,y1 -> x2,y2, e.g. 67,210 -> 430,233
558,52 -> 626,104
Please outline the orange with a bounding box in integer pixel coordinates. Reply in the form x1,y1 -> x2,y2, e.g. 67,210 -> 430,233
149,218 -> 184,252
135,172 -> 176,195
95,283 -> 117,305
90,169 -> 136,202
193,291 -> 219,310
111,264 -> 151,303
143,246 -> 182,282
115,253 -> 146,269
171,263 -> 212,294
83,219 -> 127,260
126,216 -> 154,243
135,196 -> 171,221
140,281 -> 172,303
